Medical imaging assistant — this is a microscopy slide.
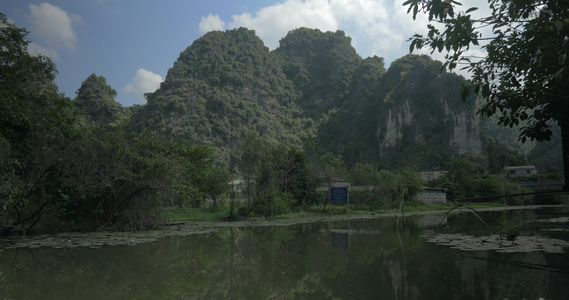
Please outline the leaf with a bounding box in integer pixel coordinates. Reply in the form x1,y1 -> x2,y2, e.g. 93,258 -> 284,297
413,5 -> 418,20
465,7 -> 478,14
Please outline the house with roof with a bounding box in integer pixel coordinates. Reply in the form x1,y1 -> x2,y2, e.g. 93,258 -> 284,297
504,165 -> 537,177
420,170 -> 447,183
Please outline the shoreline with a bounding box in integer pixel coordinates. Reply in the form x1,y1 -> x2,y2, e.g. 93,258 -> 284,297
187,204 -> 565,228
1,204 -> 565,250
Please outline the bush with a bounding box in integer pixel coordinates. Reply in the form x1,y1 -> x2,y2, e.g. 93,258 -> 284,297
251,191 -> 294,217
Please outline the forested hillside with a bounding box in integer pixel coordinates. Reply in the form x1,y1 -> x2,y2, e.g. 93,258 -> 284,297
274,28 -> 362,117
74,73 -> 124,125
130,28 -> 315,164
123,27 -> 560,172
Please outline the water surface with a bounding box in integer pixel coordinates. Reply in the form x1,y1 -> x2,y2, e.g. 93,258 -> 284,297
1,207 -> 568,299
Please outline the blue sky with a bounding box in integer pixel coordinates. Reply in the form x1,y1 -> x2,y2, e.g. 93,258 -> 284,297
1,0 -> 477,106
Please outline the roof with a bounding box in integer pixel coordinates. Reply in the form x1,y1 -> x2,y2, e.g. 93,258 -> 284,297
504,165 -> 536,171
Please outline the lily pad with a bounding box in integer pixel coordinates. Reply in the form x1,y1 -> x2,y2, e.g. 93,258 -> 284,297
424,233 -> 569,253
537,217 -> 569,223
0,226 -> 218,250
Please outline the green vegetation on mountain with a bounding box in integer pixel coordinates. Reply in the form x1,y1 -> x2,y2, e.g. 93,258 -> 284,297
275,27 -> 362,116
131,27 -> 536,175
74,73 -> 123,125
131,28 -> 314,164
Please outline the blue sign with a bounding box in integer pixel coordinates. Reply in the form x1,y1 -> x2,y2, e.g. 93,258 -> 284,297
330,187 -> 348,203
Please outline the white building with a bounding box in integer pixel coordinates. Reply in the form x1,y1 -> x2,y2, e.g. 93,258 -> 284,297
504,165 -> 537,177
416,187 -> 447,205
420,170 -> 447,183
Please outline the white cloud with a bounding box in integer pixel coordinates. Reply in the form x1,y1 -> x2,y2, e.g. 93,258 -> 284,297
199,14 -> 226,33
27,3 -> 81,51
123,69 -> 164,104
198,0 -> 489,70
27,42 -> 60,60
229,0 -> 338,50
217,0 -> 420,62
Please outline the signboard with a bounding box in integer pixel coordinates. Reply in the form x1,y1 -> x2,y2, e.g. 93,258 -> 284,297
330,187 -> 348,203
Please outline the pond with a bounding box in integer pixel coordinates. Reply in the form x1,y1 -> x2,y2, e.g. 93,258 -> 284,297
1,206 -> 568,299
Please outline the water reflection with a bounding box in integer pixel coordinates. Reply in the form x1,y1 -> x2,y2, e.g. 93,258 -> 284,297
0,208 -> 567,299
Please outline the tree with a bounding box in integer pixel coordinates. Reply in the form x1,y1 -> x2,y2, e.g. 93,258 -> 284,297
60,128 -> 174,230
236,132 -> 318,216
0,13 -> 85,234
348,163 -> 382,208
202,165 -> 231,206
397,168 -> 423,202
442,157 -> 477,199
167,142 -> 216,207
404,0 -> 569,188
237,131 -> 267,207
446,157 -> 475,187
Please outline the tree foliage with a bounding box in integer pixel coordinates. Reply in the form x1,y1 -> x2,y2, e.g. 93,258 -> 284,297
201,165 -> 231,207
404,0 -> 569,184
429,157 -> 531,201
237,132 -> 318,217
348,164 -> 423,209
166,142 -> 221,208
0,13 -> 84,234
59,128 -> 175,230
0,14 -> 234,233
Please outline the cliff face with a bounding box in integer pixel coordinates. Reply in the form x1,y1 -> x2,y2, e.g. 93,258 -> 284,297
377,95 -> 482,157
318,54 -> 483,169
376,55 -> 482,167
450,105 -> 482,157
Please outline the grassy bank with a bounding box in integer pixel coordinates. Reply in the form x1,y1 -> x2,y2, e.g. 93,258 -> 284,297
161,201 -> 509,223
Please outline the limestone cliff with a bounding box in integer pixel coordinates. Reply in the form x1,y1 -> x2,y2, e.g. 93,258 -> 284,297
318,54 -> 484,169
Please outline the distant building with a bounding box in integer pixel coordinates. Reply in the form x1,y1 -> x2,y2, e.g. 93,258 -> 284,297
504,165 -> 537,177
420,170 -> 447,183
316,177 -> 349,191
416,187 -> 447,205
230,180 -> 244,193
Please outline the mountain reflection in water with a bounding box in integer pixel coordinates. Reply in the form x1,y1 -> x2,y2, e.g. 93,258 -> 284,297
0,207 -> 567,299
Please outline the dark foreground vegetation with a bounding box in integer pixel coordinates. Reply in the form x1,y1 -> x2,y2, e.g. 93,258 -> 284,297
1,11 -> 565,236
